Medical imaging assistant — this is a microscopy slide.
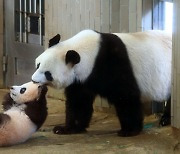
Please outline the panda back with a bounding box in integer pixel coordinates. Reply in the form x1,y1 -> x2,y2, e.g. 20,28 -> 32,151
115,31 -> 172,102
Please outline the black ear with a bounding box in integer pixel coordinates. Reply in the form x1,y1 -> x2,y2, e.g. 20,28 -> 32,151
65,50 -> 80,66
49,34 -> 61,47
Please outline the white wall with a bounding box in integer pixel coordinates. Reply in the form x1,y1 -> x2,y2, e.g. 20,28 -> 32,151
172,0 -> 180,128
0,0 -> 4,88
45,0 -> 142,48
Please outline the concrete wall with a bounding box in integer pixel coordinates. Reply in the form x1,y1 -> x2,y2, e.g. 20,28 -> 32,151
45,0 -> 142,48
172,0 -> 180,128
0,0 -> 4,88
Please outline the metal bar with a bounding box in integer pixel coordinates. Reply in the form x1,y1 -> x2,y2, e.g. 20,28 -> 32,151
39,0 -> 42,45
19,0 -> 22,42
24,0 -> 27,43
29,0 -> 31,12
34,0 -> 37,13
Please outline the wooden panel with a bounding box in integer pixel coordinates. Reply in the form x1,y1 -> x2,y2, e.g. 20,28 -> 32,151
137,0 -> 143,31
0,0 -> 3,34
172,0 -> 180,128
142,0 -> 152,31
45,0 -> 142,39
0,0 -> 3,87
101,0 -> 110,32
0,34 -> 3,87
120,1 -> 129,32
80,0 -> 85,30
129,0 -> 137,32
94,0 -> 101,31
89,0 -> 95,29
111,0 -> 120,32
66,0 -> 72,39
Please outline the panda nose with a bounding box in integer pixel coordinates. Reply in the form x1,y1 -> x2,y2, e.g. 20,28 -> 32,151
10,87 -> 14,90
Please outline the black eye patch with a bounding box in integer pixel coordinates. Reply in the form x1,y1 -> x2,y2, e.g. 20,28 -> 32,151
36,63 -> 40,69
45,71 -> 53,81
20,88 -> 26,94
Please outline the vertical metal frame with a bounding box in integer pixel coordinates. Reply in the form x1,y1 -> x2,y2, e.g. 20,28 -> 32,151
24,0 -> 27,43
16,0 -> 44,45
19,0 -> 22,42
39,0 -> 42,45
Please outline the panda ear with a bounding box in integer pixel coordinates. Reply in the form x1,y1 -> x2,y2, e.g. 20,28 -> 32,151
49,34 -> 61,47
65,50 -> 80,66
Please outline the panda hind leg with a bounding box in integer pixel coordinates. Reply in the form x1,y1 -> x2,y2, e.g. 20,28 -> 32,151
113,97 -> 143,137
159,97 -> 171,126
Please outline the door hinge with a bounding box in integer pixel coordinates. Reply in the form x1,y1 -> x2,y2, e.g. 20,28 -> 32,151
3,56 -> 8,72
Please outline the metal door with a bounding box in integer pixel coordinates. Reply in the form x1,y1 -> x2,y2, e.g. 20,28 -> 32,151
4,0 -> 44,86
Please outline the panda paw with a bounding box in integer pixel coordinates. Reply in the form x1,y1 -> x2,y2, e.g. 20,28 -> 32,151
159,114 -> 171,126
53,125 -> 86,134
118,129 -> 141,137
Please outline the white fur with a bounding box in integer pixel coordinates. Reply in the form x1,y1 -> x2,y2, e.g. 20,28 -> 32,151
0,105 -> 37,146
32,30 -> 100,88
114,31 -> 172,101
10,81 -> 40,104
32,30 -> 171,102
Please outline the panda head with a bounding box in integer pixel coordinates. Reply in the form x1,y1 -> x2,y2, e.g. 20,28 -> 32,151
32,30 -> 100,88
10,81 -> 46,104
31,34 -> 81,88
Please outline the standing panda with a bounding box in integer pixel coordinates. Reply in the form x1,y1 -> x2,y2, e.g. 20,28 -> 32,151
32,30 -> 171,137
0,82 -> 48,146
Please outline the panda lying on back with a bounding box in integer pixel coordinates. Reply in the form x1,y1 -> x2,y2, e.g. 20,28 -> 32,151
0,82 -> 48,146
32,30 -> 171,137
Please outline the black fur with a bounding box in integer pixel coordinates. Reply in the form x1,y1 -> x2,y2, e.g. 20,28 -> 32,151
45,71 -> 53,81
49,34 -> 61,47
37,63 -> 40,69
159,97 -> 171,126
53,32 -> 143,137
2,93 -> 16,111
25,85 -> 48,129
0,113 -> 11,126
65,50 -> 81,66
2,86 -> 48,130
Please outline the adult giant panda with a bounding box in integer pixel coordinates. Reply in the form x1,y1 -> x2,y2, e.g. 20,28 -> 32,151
32,30 -> 171,137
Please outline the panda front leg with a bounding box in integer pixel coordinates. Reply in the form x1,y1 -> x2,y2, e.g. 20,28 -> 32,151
53,83 -> 95,135
113,96 -> 143,137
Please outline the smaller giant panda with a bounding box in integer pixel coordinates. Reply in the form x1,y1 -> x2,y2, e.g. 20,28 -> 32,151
0,81 -> 48,146
32,30 -> 171,137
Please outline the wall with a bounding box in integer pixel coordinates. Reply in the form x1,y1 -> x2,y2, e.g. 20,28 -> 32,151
0,0 -> 4,88
45,0 -> 142,47
172,0 -> 180,128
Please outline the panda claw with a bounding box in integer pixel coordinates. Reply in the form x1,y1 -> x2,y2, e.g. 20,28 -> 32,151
159,115 -> 171,126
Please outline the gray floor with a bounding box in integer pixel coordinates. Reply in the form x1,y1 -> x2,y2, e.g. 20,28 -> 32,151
0,89 -> 180,154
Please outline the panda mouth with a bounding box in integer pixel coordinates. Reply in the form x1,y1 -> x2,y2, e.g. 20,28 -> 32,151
32,80 -> 39,84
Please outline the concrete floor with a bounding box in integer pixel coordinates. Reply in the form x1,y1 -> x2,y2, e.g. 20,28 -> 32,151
0,89 -> 180,154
